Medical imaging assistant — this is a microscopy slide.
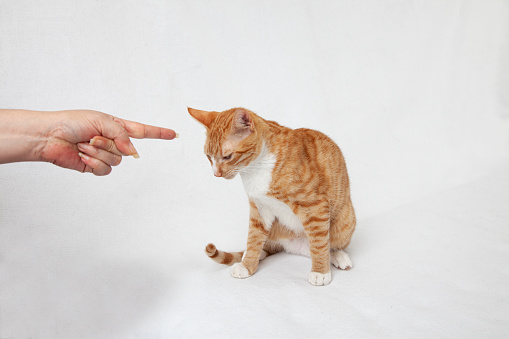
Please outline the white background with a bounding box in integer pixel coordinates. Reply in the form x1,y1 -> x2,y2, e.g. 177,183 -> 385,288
1,1 -> 508,338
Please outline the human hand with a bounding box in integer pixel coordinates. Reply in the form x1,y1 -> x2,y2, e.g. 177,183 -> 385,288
38,110 -> 177,175
75,136 -> 125,176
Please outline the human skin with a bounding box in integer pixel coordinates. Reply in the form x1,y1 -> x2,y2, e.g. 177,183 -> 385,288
0,109 -> 177,175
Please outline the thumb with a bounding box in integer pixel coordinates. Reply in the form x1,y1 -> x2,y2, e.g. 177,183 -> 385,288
99,117 -> 140,158
113,132 -> 140,159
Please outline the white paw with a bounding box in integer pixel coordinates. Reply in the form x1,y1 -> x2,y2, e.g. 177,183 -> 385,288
331,250 -> 352,270
231,263 -> 251,279
259,250 -> 269,261
308,271 -> 332,286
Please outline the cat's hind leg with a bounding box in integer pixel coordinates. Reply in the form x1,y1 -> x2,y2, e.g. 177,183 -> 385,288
329,201 -> 355,270
258,249 -> 269,261
330,249 -> 352,270
232,249 -> 270,279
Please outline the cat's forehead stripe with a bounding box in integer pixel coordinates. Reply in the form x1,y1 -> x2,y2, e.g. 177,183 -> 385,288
206,112 -> 235,156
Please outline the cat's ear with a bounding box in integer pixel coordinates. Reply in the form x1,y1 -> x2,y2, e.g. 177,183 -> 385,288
231,108 -> 254,139
188,107 -> 219,129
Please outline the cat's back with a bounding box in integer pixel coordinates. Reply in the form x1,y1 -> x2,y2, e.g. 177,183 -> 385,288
292,127 -> 338,146
258,117 -> 348,181
278,127 -> 345,167
265,124 -> 348,196
263,119 -> 338,150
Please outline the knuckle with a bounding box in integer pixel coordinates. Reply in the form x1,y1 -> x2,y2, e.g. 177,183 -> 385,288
106,141 -> 116,152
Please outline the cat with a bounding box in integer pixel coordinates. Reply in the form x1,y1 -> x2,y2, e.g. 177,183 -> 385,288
188,107 -> 356,286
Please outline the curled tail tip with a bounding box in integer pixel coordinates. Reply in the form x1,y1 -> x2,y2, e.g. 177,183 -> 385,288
205,243 -> 218,257
204,243 -> 243,266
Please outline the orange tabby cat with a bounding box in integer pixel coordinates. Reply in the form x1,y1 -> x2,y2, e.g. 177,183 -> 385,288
189,107 -> 355,286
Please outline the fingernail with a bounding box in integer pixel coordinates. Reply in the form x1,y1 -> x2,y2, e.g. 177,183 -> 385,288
175,133 -> 180,138
89,138 -> 97,146
78,152 -> 89,160
128,144 -> 140,159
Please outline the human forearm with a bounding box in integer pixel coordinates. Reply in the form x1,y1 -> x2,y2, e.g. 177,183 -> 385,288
0,109 -> 51,164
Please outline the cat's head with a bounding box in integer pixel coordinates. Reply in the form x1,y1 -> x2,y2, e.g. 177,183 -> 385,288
188,107 -> 261,179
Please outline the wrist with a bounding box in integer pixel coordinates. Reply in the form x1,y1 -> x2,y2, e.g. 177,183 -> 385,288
0,109 -> 53,164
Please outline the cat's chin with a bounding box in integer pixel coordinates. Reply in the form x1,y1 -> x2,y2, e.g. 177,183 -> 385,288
223,173 -> 237,180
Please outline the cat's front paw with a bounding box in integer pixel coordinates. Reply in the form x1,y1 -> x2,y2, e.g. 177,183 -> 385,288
308,271 -> 331,286
231,263 -> 251,279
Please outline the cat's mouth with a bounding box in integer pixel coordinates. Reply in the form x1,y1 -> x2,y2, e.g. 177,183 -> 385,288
222,172 -> 237,180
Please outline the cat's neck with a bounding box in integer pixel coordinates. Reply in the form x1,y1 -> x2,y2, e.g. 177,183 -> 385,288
239,142 -> 276,198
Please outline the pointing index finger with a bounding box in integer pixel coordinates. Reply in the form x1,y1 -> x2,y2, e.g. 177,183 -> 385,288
114,117 -> 178,140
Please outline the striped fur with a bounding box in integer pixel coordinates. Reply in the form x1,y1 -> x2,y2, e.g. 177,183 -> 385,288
205,243 -> 243,266
189,107 -> 356,285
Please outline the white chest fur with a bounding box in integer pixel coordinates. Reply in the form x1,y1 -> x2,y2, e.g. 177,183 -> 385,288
240,145 -> 304,234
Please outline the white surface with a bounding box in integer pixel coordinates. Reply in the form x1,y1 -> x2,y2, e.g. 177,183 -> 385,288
1,1 -> 509,338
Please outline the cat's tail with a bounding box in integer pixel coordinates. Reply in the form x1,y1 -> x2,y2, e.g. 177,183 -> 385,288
205,243 -> 243,266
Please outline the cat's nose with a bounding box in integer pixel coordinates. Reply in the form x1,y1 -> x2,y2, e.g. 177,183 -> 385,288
214,171 -> 222,177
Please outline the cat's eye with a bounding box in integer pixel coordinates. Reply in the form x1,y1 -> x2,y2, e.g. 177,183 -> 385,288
223,154 -> 233,161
